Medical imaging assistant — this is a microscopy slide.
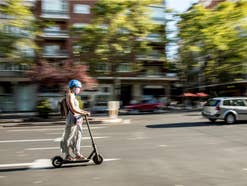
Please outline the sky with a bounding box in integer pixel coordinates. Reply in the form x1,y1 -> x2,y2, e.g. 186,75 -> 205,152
165,0 -> 199,59
166,0 -> 198,12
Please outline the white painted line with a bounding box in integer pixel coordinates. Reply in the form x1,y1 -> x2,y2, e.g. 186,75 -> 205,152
0,158 -> 120,169
0,139 -> 55,143
25,145 -> 91,151
159,145 -> 168,147
103,158 -> 120,162
0,162 -> 33,168
8,126 -> 106,132
54,136 -> 109,142
0,136 -> 109,143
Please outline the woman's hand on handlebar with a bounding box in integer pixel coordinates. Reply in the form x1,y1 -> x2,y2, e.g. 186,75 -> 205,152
84,111 -> 91,116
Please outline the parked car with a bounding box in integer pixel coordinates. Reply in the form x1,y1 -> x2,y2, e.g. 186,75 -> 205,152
124,99 -> 164,113
202,97 -> 247,124
91,101 -> 108,113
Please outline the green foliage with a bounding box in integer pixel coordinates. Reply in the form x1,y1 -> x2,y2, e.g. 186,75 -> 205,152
36,99 -> 52,118
76,96 -> 84,109
177,0 -> 247,86
71,0 -> 165,99
72,0 -> 165,72
0,0 -> 37,62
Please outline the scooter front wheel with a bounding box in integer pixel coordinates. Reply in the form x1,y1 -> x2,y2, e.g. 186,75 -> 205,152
93,154 -> 103,165
52,156 -> 63,168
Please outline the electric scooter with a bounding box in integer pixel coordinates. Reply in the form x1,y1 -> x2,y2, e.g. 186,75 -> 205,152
51,115 -> 103,168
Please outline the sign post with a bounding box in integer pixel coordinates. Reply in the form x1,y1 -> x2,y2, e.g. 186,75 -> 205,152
108,101 -> 120,119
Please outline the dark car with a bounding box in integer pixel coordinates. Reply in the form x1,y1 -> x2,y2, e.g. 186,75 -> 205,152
124,99 -> 164,113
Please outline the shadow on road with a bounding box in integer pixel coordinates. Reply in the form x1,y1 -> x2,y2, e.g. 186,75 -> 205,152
146,121 -> 247,129
146,121 -> 212,128
0,163 -> 94,173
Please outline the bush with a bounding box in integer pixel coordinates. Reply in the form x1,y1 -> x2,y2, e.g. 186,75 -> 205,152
36,99 -> 52,118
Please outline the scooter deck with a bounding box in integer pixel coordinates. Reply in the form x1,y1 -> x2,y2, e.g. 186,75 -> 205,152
62,159 -> 90,164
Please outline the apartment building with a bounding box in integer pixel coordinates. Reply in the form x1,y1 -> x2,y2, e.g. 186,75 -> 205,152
0,0 -> 37,112
0,0 -> 177,112
36,0 -> 177,106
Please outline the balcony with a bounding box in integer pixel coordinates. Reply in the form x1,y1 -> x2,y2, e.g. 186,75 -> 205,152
42,50 -> 69,58
136,54 -> 166,61
0,63 -> 29,77
41,30 -> 69,39
40,10 -> 69,20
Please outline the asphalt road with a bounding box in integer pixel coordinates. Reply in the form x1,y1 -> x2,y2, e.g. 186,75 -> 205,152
1,112 -> 247,186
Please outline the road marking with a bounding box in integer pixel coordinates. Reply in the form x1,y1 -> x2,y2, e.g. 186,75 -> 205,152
0,162 -> 33,168
8,126 -> 106,132
159,145 -> 168,147
25,145 -> 91,151
103,158 -> 120,162
0,158 -> 120,169
0,136 -> 109,143
54,136 -> 109,142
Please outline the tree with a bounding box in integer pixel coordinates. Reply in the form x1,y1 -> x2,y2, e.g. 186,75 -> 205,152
0,0 -> 37,63
28,60 -> 97,91
177,0 -> 247,88
72,0 -> 165,99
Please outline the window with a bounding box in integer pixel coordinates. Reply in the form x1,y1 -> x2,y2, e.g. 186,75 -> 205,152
44,26 -> 60,32
223,100 -> 231,106
117,63 -> 132,72
146,66 -> 161,76
95,63 -> 110,72
44,45 -> 60,54
72,23 -> 88,28
232,99 -> 246,106
223,99 -> 247,107
205,99 -> 220,106
42,0 -> 68,12
74,4 -> 90,14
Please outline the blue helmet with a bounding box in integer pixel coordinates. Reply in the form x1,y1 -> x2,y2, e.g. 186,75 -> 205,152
68,79 -> 82,89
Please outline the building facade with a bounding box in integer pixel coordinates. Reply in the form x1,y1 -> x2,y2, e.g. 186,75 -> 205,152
0,0 -> 37,112
36,0 -> 177,107
0,0 -> 178,112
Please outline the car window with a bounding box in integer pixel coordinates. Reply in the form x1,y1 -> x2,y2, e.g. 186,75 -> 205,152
244,99 -> 247,106
231,99 -> 246,106
223,100 -> 231,106
205,99 -> 220,106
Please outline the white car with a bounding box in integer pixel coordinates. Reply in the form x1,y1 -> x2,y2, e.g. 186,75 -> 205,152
202,97 -> 247,124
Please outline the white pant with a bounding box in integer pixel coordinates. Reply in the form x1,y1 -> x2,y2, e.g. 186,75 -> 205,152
60,122 -> 83,156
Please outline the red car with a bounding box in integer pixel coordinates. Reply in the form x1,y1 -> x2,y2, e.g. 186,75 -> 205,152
124,99 -> 164,113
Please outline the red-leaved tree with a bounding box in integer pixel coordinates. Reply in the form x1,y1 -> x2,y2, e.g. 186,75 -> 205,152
28,59 -> 97,91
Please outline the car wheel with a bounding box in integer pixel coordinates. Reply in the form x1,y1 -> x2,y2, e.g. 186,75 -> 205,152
209,118 -> 216,123
225,113 -> 236,124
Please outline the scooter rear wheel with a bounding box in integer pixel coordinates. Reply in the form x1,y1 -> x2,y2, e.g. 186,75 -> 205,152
93,154 -> 103,165
52,156 -> 63,168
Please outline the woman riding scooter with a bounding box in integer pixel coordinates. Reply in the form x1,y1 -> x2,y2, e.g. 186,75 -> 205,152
60,79 -> 90,161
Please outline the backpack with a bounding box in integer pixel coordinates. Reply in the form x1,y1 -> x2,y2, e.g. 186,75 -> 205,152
59,97 -> 69,117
